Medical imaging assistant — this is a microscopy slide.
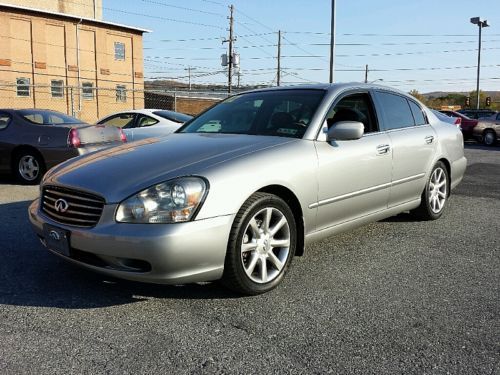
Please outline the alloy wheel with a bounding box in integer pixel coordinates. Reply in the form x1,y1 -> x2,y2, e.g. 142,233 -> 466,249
240,207 -> 291,284
428,167 -> 447,214
18,155 -> 40,181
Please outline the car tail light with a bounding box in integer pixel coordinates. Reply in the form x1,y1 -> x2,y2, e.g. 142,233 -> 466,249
68,128 -> 81,148
119,128 -> 127,143
454,117 -> 462,127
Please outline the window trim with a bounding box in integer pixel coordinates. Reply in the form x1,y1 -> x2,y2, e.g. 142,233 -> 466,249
16,77 -> 31,97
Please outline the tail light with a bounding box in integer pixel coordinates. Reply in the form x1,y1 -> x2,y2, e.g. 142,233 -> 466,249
68,128 -> 81,148
454,117 -> 462,127
119,128 -> 127,143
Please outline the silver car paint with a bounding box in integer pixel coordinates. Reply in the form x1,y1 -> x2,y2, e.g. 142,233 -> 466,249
29,83 -> 467,284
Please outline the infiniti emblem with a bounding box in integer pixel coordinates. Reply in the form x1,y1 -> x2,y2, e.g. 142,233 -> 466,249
54,198 -> 69,213
49,230 -> 60,241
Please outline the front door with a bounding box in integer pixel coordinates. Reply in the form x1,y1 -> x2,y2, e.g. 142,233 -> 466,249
314,91 -> 393,231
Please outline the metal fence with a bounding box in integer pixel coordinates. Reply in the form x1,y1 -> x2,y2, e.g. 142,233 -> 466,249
0,83 -> 229,124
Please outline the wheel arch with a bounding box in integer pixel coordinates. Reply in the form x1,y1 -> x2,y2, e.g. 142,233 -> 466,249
257,184 -> 305,256
10,145 -> 46,170
436,157 -> 451,197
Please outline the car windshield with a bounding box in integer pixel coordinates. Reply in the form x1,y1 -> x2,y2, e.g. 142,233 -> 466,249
19,109 -> 83,125
153,110 -> 193,123
178,89 -> 326,138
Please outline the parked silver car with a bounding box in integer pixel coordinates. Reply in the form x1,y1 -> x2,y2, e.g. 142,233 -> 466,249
29,84 -> 467,294
97,109 -> 192,142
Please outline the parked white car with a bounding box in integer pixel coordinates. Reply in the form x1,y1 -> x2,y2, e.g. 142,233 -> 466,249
97,109 -> 192,142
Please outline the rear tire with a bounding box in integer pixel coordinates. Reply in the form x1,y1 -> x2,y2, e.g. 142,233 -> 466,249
411,161 -> 448,221
13,150 -> 45,184
222,193 -> 296,295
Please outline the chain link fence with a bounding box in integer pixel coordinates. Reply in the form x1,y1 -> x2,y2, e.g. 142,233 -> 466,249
0,83 -> 228,124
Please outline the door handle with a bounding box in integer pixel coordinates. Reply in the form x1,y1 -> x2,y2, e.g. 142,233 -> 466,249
376,144 -> 390,155
425,135 -> 434,144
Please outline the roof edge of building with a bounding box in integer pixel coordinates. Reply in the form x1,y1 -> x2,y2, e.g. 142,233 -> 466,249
0,2 -> 152,33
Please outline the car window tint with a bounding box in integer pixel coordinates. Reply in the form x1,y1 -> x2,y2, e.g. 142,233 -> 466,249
153,111 -> 193,123
137,115 -> 158,127
408,100 -> 427,125
23,113 -> 44,124
377,92 -> 415,130
0,113 -> 11,130
101,114 -> 135,128
19,110 -> 82,125
326,92 -> 378,133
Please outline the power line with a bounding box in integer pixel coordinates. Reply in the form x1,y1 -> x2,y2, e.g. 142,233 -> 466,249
140,0 -> 225,17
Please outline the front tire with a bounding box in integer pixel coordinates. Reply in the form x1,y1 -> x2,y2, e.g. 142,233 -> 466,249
411,161 -> 448,221
483,130 -> 496,146
14,151 -> 45,184
222,193 -> 296,295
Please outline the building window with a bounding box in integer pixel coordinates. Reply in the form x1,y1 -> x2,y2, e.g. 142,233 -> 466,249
116,85 -> 127,102
82,82 -> 94,100
51,80 -> 64,98
16,78 -> 30,97
114,42 -> 125,60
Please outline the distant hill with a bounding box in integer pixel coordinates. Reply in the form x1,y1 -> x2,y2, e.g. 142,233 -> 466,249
423,91 -> 500,99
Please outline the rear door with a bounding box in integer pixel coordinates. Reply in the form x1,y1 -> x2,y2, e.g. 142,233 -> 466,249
373,91 -> 437,208
314,91 -> 393,231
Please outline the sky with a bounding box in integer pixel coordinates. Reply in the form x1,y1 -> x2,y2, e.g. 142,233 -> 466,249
102,0 -> 500,93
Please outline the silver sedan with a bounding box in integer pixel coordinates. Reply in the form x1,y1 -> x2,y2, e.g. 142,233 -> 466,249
29,83 -> 467,295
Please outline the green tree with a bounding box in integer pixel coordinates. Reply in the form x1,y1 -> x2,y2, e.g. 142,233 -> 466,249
409,89 -> 426,102
468,90 -> 487,109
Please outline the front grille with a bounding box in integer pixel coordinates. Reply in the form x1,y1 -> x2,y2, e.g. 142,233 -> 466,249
41,185 -> 105,227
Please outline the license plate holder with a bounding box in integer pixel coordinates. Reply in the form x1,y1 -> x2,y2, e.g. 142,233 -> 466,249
43,224 -> 71,257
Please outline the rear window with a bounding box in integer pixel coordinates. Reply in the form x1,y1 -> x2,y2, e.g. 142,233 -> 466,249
376,92 -> 415,130
0,113 -> 11,130
153,110 -> 193,123
18,110 -> 83,125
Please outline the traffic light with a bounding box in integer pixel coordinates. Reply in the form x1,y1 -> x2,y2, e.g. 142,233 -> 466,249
465,96 -> 471,107
486,97 -> 491,107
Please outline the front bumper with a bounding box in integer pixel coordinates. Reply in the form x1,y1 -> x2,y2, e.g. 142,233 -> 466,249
29,198 -> 234,284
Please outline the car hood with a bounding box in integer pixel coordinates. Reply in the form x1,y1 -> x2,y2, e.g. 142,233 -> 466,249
43,133 -> 297,202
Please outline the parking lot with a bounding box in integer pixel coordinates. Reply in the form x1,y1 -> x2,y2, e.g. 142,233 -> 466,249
0,144 -> 498,374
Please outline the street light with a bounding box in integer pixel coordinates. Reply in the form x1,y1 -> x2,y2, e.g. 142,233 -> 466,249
470,17 -> 490,110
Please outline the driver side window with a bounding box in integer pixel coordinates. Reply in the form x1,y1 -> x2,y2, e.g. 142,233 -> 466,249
100,113 -> 135,129
326,93 -> 379,134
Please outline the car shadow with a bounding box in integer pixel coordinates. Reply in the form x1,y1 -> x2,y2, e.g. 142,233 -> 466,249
0,200 -> 240,309
0,173 -> 17,185
464,143 -> 500,151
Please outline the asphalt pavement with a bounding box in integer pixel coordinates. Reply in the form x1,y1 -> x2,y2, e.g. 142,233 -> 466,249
0,144 -> 498,374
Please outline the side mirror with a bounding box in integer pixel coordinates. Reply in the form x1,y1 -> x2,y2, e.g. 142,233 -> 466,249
327,121 -> 364,141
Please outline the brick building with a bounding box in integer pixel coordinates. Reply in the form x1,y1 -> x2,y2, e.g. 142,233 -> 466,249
0,1 -> 149,123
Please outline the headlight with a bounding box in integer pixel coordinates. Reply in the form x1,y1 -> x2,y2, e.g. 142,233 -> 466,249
116,177 -> 208,223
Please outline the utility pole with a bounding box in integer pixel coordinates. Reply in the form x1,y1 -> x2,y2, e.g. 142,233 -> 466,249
237,70 -> 241,88
329,0 -> 336,83
184,66 -> 196,90
364,64 -> 368,83
277,30 -> 282,86
222,5 -> 236,94
470,17 -> 489,110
